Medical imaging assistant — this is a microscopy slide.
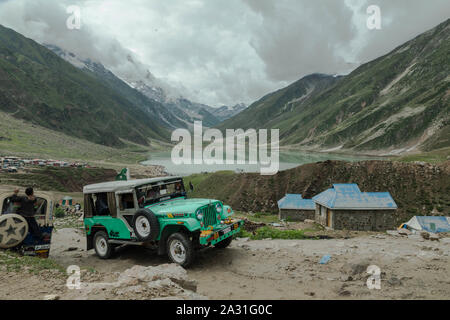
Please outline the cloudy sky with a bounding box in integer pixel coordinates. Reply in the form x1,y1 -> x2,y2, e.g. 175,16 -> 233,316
0,0 -> 448,107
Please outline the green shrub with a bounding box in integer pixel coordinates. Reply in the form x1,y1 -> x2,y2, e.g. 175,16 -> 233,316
54,207 -> 65,218
235,229 -> 252,238
251,227 -> 307,240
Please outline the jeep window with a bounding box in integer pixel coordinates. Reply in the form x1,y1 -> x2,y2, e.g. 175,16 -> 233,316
2,196 -> 47,217
137,180 -> 186,206
83,194 -> 94,218
119,193 -> 135,210
93,193 -> 110,216
2,196 -> 19,214
34,198 -> 47,215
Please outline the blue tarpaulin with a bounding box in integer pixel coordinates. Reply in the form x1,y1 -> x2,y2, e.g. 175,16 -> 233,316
403,216 -> 450,233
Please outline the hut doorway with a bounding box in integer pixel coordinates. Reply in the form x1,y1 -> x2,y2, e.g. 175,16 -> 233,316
326,209 -> 332,228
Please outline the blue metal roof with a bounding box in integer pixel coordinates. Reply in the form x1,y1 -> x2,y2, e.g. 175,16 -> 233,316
278,194 -> 315,210
312,184 -> 397,210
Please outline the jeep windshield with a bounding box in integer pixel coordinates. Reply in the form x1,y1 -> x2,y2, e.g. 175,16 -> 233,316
136,179 -> 186,207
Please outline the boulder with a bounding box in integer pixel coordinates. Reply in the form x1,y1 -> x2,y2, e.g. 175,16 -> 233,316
397,229 -> 411,236
386,230 -> 401,237
340,259 -> 372,280
429,233 -> 440,241
420,232 -> 430,240
117,264 -> 198,292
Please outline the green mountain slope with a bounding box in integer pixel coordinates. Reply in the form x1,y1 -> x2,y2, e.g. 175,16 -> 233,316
45,44 -> 224,130
218,73 -> 341,131
0,25 -> 169,147
220,19 -> 450,153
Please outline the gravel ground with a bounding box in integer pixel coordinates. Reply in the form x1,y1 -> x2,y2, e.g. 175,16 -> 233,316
39,228 -> 450,300
1,225 -> 449,300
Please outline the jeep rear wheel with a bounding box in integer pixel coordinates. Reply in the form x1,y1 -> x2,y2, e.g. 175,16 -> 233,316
132,209 -> 159,241
94,231 -> 113,259
167,232 -> 194,268
214,236 -> 233,249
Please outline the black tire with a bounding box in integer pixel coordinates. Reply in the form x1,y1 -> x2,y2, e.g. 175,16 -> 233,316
167,232 -> 195,268
132,209 -> 160,241
214,236 -> 233,249
93,231 -> 114,259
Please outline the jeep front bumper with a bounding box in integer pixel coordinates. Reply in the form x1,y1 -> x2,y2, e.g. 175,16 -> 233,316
199,219 -> 244,246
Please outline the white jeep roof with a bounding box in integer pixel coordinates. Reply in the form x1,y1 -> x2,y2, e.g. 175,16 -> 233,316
83,176 -> 183,194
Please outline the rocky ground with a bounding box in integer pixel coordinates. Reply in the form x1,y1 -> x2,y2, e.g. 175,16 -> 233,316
1,224 -> 448,300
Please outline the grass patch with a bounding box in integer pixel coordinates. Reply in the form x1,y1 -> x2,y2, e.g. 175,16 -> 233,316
235,229 -> 253,238
0,250 -> 65,274
0,111 -> 171,166
395,147 -> 450,164
185,171 -> 234,189
237,226 -> 309,240
251,227 -> 308,240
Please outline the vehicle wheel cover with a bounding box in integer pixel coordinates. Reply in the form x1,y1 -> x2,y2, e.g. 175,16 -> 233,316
0,214 -> 29,249
169,239 -> 186,264
95,236 -> 108,256
135,216 -> 151,238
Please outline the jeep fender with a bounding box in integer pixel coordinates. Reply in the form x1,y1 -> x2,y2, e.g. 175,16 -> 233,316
157,224 -> 200,255
86,225 -> 107,251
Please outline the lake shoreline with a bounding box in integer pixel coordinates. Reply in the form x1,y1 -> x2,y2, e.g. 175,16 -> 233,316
141,149 -> 383,176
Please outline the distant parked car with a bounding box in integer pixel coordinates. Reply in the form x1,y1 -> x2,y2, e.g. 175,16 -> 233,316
7,166 -> 18,173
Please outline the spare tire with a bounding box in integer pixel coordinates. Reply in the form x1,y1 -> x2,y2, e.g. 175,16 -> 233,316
132,209 -> 159,241
0,214 -> 29,249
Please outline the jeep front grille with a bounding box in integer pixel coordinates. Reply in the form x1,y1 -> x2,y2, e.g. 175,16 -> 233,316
202,204 -> 218,227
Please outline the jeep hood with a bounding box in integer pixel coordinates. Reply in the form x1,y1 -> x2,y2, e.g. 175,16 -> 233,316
146,198 -> 220,214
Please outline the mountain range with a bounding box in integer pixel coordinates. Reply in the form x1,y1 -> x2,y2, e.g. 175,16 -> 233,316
45,44 -> 246,129
0,18 -> 448,156
219,19 -> 450,154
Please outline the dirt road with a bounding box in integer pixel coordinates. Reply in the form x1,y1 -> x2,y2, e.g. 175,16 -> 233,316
46,228 -> 450,300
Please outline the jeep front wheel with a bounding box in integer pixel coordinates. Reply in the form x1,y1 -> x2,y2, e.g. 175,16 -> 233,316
167,232 -> 194,267
94,231 -> 113,259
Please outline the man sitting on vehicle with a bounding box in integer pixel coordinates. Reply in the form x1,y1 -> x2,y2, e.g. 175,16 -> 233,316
11,187 -> 43,240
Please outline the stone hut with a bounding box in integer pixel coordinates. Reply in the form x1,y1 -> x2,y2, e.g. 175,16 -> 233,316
277,194 -> 315,222
312,184 -> 397,231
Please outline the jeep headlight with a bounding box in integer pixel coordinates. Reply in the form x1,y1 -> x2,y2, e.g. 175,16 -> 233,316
196,209 -> 203,221
215,203 -> 223,213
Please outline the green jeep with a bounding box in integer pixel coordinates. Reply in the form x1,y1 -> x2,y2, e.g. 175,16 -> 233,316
83,177 -> 243,267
